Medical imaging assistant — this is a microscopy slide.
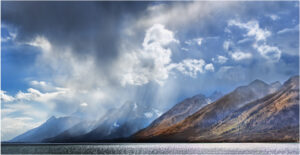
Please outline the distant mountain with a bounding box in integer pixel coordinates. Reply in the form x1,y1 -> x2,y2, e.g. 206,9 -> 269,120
10,116 -> 80,142
133,94 -> 212,139
46,101 -> 161,142
132,78 -> 288,142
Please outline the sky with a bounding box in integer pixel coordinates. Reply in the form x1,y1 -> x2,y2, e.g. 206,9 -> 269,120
1,1 -> 299,141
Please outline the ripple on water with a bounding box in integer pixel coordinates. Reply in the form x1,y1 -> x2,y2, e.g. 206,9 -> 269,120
1,143 -> 299,154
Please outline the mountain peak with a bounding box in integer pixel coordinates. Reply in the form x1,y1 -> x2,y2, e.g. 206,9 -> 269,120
283,75 -> 299,89
269,81 -> 282,93
270,81 -> 281,86
234,79 -> 269,95
48,116 -> 57,122
209,91 -> 223,102
249,79 -> 268,87
191,94 -> 206,100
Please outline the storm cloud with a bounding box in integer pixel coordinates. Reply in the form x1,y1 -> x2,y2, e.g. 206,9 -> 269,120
2,2 -> 151,65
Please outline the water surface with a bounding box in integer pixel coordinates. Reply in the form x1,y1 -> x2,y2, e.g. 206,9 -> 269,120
2,143 -> 299,154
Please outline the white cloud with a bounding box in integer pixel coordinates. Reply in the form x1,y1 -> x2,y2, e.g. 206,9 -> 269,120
116,24 -> 214,83
118,24 -> 213,85
223,40 -> 234,51
1,32 -> 16,42
277,24 -> 299,34
80,102 -> 88,107
137,2 -> 235,29
230,51 -> 252,61
228,20 -> 271,41
27,36 -> 51,51
3,102 -> 49,120
1,24 -> 17,43
227,19 -> 282,62
1,90 -> 15,102
119,24 -> 178,86
253,43 -> 281,62
237,38 -> 251,44
181,47 -> 189,52
122,26 -> 213,81
153,109 -> 162,117
15,87 -> 68,104
194,38 -> 203,46
205,63 -> 215,72
30,80 -> 47,87
185,40 -> 193,45
184,37 -> 203,47
169,59 -> 206,78
212,55 -> 228,64
223,40 -> 253,61
146,4 -> 166,12
267,14 -> 280,21
143,24 -> 179,47
16,88 -> 42,101
144,112 -> 153,118
30,80 -> 67,92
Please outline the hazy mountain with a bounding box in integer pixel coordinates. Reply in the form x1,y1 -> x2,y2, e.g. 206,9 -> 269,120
46,101 -> 161,142
43,108 -> 101,142
132,78 -> 285,142
43,120 -> 98,142
10,116 -> 81,142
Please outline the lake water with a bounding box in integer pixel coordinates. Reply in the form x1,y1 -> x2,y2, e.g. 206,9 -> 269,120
1,143 -> 299,154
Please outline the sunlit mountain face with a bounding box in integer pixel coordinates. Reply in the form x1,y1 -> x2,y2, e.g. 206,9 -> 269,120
133,76 -> 299,142
1,1 -> 299,142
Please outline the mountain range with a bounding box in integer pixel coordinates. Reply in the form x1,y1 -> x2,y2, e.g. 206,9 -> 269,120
132,76 -> 299,142
8,76 -> 299,143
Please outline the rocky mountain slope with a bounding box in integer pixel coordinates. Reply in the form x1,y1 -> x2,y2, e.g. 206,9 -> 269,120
133,93 -> 222,139
132,77 -> 298,142
197,76 -> 298,142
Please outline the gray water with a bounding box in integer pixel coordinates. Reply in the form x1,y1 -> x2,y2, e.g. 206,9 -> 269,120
1,143 -> 299,154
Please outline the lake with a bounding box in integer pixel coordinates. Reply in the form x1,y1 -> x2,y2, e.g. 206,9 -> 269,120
1,143 -> 299,154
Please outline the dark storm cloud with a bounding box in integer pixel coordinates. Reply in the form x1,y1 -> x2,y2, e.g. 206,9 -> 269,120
2,1 -> 149,64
